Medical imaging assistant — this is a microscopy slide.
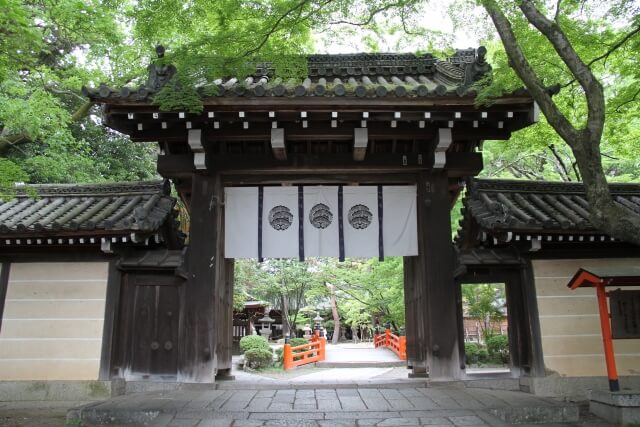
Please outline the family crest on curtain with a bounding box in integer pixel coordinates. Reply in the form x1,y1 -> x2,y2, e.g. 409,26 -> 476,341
224,185 -> 417,260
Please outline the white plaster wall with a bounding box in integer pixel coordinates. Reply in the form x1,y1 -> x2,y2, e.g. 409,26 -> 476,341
532,258 -> 640,377
0,262 -> 108,380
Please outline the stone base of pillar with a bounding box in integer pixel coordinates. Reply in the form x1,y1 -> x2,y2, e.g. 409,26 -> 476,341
409,365 -> 428,378
215,368 -> 235,381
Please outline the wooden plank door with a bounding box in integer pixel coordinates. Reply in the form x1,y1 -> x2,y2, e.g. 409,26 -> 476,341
117,272 -> 182,380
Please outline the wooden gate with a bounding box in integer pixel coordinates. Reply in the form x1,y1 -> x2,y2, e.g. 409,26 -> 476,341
113,272 -> 183,380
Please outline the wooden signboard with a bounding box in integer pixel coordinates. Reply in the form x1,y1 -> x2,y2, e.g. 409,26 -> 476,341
610,289 -> 640,339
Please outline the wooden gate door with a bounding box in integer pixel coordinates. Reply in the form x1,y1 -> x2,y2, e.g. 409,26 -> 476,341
116,272 -> 183,380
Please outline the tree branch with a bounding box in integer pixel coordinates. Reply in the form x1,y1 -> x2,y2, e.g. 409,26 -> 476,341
613,87 -> 640,113
481,1 -> 580,145
329,2 -> 406,26
561,25 -> 640,90
586,25 -> 640,68
518,0 -> 605,140
554,0 -> 562,23
548,144 -> 572,181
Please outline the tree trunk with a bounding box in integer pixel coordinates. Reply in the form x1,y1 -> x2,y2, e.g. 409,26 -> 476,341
280,294 -> 291,337
482,1 -> 640,245
326,283 -> 340,344
572,136 -> 640,244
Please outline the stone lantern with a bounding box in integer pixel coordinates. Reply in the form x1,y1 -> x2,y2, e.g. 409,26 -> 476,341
258,311 -> 275,341
313,313 -> 323,337
302,324 -> 312,340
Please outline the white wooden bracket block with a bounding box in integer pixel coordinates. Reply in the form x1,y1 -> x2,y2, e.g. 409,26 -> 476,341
271,128 -> 287,161
433,128 -> 452,169
353,128 -> 368,161
188,129 -> 207,170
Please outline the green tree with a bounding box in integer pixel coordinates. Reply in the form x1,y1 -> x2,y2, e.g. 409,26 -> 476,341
461,283 -> 505,341
0,0 -> 157,191
477,0 -> 640,243
322,257 -> 405,330
247,259 -> 327,336
127,0 -> 640,244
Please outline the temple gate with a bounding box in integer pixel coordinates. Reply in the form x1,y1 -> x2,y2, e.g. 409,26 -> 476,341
85,47 -> 539,382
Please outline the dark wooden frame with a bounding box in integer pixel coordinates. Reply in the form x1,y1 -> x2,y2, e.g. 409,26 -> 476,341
0,263 -> 10,333
455,260 -> 545,377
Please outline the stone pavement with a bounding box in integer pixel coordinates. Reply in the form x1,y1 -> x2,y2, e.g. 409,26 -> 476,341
67,385 -> 605,427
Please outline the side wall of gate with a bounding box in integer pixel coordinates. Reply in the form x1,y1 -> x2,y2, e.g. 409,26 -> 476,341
532,258 -> 640,377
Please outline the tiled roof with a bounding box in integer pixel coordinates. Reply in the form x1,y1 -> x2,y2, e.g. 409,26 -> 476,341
0,181 -> 175,239
84,48 -> 492,101
460,179 -> 640,238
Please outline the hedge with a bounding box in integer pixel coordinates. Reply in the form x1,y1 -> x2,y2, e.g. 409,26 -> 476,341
244,348 -> 273,370
239,335 -> 271,354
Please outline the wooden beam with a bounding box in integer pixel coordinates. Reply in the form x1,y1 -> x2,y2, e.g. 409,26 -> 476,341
126,121 -> 511,143
110,110 -> 530,125
156,152 -> 482,178
221,172 -> 419,186
102,95 -> 535,110
446,152 -> 483,177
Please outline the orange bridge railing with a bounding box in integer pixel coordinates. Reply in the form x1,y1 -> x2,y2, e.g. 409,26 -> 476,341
374,328 -> 406,360
283,333 -> 326,369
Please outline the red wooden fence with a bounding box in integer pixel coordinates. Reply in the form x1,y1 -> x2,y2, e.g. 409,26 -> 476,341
283,333 -> 326,369
374,328 -> 406,360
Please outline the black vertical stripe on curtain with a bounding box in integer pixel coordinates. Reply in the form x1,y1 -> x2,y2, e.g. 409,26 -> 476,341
298,185 -> 304,261
258,186 -> 264,262
378,185 -> 384,261
338,185 -> 345,262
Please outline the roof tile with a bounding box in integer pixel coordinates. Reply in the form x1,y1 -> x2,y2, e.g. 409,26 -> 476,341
0,181 -> 175,239
461,178 -> 640,237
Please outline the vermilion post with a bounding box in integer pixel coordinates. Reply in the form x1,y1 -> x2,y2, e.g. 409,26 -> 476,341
319,336 -> 326,361
596,283 -> 620,392
283,343 -> 292,370
385,328 -> 391,347
399,336 -> 407,360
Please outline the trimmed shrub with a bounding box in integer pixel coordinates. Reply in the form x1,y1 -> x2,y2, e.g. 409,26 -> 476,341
289,337 -> 309,349
465,342 -> 489,365
275,347 -> 284,366
239,335 -> 270,354
486,334 -> 509,364
244,348 -> 273,370
289,337 -> 310,361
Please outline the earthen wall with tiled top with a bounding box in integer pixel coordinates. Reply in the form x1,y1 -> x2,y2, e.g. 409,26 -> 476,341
0,262 -> 108,380
533,258 -> 640,377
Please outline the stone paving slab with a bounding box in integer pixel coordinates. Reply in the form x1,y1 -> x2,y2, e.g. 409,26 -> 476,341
67,386 -> 590,426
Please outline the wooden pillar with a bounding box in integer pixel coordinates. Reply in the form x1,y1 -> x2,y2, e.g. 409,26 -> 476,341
520,260 -> 545,377
215,258 -> 234,379
403,256 -> 427,375
419,172 -> 461,380
178,173 -> 220,383
504,270 -> 528,375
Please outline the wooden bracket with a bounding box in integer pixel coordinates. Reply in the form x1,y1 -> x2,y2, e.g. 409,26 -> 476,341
187,129 -> 206,170
353,128 -> 368,161
433,128 -> 452,169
